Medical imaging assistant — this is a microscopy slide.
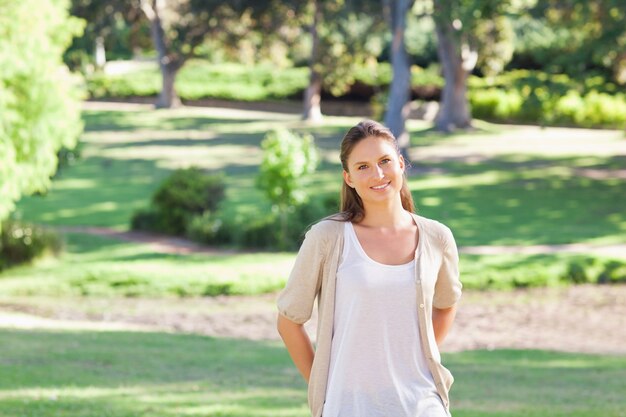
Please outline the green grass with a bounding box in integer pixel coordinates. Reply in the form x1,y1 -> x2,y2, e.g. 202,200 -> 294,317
7,104 -> 625,294
0,231 -> 619,297
0,328 -> 624,417
412,154 -> 626,246
87,61 -> 310,101
0,233 -> 294,297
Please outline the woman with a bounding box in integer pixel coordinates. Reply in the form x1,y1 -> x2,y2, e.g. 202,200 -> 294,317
277,120 -> 462,417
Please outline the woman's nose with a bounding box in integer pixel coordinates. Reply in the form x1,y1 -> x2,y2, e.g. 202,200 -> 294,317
374,165 -> 384,178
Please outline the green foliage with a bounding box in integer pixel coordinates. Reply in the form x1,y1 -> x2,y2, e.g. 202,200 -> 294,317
256,128 -> 317,250
468,70 -> 626,127
86,61 -> 309,101
315,2 -> 386,96
131,168 -> 225,235
0,220 -> 63,271
186,196 -> 336,251
561,257 -> 626,285
597,261 -> 626,284
257,128 -> 318,210
474,15 -> 516,77
0,0 -> 84,228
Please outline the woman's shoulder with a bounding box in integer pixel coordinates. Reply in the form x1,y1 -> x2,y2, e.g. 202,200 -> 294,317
308,213 -> 346,235
412,213 -> 456,244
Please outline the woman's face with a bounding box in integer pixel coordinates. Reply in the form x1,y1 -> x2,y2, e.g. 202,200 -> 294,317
343,136 -> 405,206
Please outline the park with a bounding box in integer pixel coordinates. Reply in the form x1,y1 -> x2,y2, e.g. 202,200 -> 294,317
1,1 -> 625,416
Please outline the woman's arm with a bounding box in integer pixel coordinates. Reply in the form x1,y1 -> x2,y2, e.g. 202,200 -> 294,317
432,305 -> 457,346
277,314 -> 315,383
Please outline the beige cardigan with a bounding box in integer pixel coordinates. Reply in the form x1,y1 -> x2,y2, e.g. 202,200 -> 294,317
277,212 -> 462,417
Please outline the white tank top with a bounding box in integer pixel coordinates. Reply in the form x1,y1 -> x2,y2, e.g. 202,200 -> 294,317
322,221 -> 448,417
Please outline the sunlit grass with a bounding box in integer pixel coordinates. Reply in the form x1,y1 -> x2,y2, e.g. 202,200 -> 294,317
0,233 -> 294,297
8,104 -> 626,295
0,329 -> 624,417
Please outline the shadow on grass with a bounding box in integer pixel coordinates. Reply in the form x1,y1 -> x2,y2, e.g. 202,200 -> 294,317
0,328 -> 306,417
16,158 -> 171,229
411,155 -> 626,246
449,349 -> 626,417
0,329 -> 624,417
82,110 -> 264,132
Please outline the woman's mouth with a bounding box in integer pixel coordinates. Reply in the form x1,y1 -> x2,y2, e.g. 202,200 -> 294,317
370,182 -> 390,190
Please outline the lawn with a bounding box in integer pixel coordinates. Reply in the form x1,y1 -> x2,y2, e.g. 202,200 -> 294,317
16,104 -> 626,245
2,103 -> 626,416
5,102 -> 625,295
0,328 -> 624,417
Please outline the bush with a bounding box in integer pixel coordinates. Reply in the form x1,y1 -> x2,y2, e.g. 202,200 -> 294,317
0,220 -> 63,270
561,257 -> 626,285
186,212 -> 232,246
186,195 -> 338,251
469,88 -> 523,121
131,168 -> 225,235
152,168 -> 225,235
597,261 -> 626,284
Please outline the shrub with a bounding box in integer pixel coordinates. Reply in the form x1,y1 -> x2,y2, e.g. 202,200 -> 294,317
597,261 -> 626,284
130,168 -> 225,235
561,260 -> 591,284
257,128 -> 318,250
130,208 -> 162,232
186,195 -> 337,251
0,220 -> 63,270
578,91 -> 626,128
152,168 -> 225,235
186,212 -> 232,246
469,88 -> 523,121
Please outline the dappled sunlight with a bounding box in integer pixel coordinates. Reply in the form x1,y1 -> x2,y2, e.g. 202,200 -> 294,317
0,329 -> 310,416
82,129 -> 219,145
49,202 -> 119,220
94,144 -> 262,171
0,232 -> 297,298
51,178 -> 98,190
0,327 -> 624,417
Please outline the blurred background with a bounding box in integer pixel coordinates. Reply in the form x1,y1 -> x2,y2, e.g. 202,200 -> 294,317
0,0 -> 625,416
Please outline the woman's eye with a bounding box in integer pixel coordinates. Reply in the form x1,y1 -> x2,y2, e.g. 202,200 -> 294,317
381,158 -> 391,164
358,165 -> 368,170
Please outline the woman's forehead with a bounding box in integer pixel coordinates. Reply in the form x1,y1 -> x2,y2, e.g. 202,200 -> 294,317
348,137 -> 396,160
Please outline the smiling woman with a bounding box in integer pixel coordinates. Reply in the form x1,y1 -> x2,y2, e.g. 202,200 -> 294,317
276,120 -> 462,417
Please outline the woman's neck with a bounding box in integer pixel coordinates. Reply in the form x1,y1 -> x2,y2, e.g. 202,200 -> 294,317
359,200 -> 413,229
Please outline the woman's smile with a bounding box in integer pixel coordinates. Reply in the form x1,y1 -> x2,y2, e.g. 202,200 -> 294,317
370,181 -> 391,191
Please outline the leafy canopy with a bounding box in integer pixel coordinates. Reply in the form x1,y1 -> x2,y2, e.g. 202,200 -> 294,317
0,0 -> 84,227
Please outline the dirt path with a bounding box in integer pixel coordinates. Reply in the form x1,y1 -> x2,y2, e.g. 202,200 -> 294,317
57,226 -> 626,259
1,284 -> 625,355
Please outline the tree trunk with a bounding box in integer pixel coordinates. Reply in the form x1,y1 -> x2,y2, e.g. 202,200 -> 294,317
142,0 -> 182,109
433,11 -> 473,132
383,0 -> 413,161
157,62 -> 182,108
303,71 -> 323,122
303,0 -> 323,122
94,36 -> 106,70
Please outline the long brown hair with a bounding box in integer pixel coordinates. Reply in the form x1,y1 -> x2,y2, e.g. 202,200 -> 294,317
336,120 -> 415,223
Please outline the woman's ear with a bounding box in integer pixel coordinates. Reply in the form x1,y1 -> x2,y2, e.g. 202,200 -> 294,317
399,154 -> 406,171
343,170 -> 354,188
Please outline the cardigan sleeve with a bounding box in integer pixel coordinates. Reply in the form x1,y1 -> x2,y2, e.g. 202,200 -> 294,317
433,224 -> 462,309
276,223 -> 328,324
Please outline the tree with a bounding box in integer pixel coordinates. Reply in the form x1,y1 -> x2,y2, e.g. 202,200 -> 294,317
0,0 -> 84,229
302,0 -> 386,121
138,0 -> 217,108
539,0 -> 626,84
303,0 -> 324,122
433,0 -> 514,131
383,0 -> 415,160
257,128 -> 318,250
65,0 -> 147,71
